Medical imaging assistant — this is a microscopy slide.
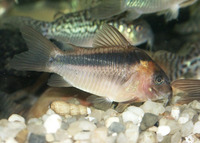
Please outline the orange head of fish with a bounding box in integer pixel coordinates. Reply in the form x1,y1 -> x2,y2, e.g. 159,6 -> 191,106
135,60 -> 172,103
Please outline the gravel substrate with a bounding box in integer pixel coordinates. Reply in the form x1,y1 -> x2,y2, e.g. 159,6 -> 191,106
1,100 -> 200,143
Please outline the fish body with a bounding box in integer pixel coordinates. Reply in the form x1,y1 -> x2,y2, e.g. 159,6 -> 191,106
10,24 -> 171,103
90,0 -> 197,21
2,9 -> 153,48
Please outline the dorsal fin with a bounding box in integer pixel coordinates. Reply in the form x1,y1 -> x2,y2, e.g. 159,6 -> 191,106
93,23 -> 130,48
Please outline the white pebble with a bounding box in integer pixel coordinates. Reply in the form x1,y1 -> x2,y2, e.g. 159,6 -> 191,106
171,106 -> 180,120
125,124 -> 139,143
148,126 -> 158,132
105,117 -> 119,128
122,111 -> 141,125
126,106 -> 144,117
8,114 -> 25,123
159,118 -> 180,134
90,127 -> 108,143
189,100 -> 200,110
178,113 -> 189,124
171,132 -> 181,143
46,133 -> 55,142
157,125 -> 170,136
68,120 -> 96,136
140,101 -> 165,115
74,132 -> 91,140
0,119 -> 26,140
138,131 -> 157,143
87,107 -> 91,114
5,138 -> 18,143
181,121 -> 193,137
117,133 -> 128,143
193,121 -> 200,134
44,114 -> 62,133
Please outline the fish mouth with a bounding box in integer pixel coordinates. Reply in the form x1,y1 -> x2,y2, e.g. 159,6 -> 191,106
151,87 -> 172,106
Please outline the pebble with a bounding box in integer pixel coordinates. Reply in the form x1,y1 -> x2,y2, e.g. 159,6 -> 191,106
67,120 -> 96,136
0,119 -> 26,140
138,131 -> 157,143
51,101 -> 88,116
5,138 -> 18,143
108,122 -> 125,133
8,114 -> 25,123
116,133 -> 128,143
193,121 -> 200,134
74,132 -> 91,141
90,127 -> 108,143
45,133 -> 54,142
178,113 -> 190,124
157,126 -> 170,136
189,100 -> 200,110
159,118 -> 180,134
140,101 -> 165,115
181,120 -> 194,137
171,106 -> 180,120
105,117 -> 119,128
15,129 -> 28,143
125,124 -> 139,143
43,114 -> 62,133
28,133 -> 46,143
140,113 -> 158,131
122,106 -> 144,125
171,132 -> 181,143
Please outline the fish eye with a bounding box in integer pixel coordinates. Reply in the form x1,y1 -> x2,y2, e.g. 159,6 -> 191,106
154,75 -> 164,85
135,25 -> 143,32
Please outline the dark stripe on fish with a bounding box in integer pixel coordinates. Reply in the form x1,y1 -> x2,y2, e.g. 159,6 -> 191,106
51,49 -> 152,66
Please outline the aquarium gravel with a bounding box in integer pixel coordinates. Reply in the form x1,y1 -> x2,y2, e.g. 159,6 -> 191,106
1,100 -> 200,143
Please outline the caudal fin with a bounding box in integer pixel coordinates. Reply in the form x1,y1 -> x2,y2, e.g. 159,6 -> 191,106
10,25 -> 58,72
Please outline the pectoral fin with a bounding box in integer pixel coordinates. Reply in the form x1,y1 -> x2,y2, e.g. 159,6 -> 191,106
87,95 -> 113,111
48,74 -> 72,87
171,79 -> 200,104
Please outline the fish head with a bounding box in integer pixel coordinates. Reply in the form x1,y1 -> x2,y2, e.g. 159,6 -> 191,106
136,60 -> 172,103
148,65 -> 172,103
122,19 -> 154,47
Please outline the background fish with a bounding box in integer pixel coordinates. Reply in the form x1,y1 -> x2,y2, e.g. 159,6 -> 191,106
147,41 -> 200,81
10,24 -> 171,105
90,0 -> 197,21
1,9 -> 154,48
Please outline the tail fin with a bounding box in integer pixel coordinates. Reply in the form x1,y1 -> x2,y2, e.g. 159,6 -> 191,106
10,25 -> 58,72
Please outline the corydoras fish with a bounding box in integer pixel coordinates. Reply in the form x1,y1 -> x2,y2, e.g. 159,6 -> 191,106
90,0 -> 197,21
2,10 -> 153,48
147,41 -> 200,81
10,24 -> 171,104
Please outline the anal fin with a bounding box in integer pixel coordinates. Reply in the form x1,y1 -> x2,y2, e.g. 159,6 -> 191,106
87,95 -> 113,111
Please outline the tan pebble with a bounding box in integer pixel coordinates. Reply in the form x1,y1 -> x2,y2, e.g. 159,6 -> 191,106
51,101 -> 88,116
46,133 -> 55,142
51,101 -> 70,116
15,129 -> 28,143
